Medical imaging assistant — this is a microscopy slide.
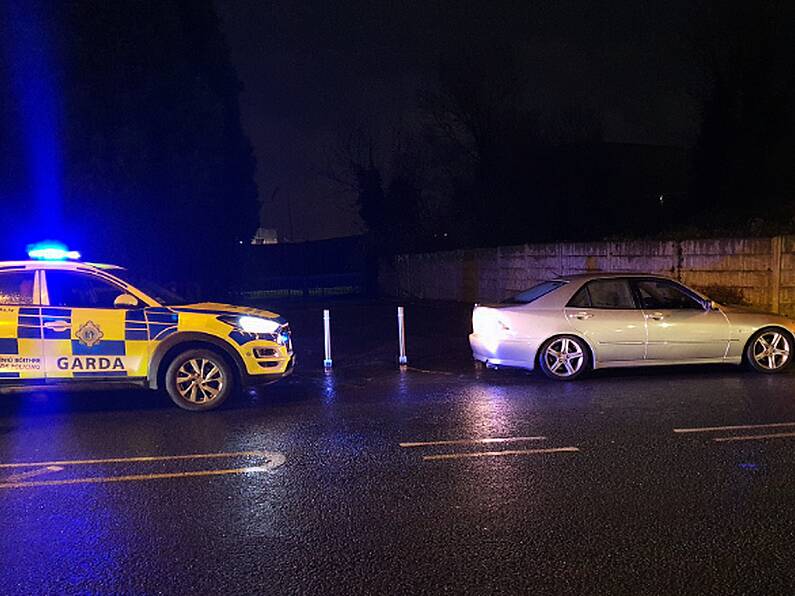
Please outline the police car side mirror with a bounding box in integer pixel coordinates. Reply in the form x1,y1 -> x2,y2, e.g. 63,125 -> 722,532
114,293 -> 139,309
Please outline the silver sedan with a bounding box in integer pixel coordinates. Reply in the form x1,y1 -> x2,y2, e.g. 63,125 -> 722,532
469,273 -> 795,380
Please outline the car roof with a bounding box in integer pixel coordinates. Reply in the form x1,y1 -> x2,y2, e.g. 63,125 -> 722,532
551,272 -> 676,283
0,260 -> 163,305
0,260 -> 124,272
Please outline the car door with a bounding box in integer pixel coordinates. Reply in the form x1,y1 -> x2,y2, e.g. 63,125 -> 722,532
0,269 -> 44,380
631,278 -> 731,361
41,269 -> 149,379
564,278 -> 647,364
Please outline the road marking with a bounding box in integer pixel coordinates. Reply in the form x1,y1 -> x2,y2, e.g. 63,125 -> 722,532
0,466 -> 272,490
400,436 -> 546,448
673,422 -> 795,434
422,447 -> 579,461
713,431 -> 795,443
0,450 -> 272,469
4,466 -> 63,483
404,366 -> 456,376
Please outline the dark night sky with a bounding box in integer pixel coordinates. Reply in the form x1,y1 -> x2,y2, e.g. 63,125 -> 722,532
216,0 -> 703,242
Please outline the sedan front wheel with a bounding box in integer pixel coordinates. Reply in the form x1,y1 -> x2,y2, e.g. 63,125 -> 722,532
539,335 -> 589,381
746,328 -> 793,374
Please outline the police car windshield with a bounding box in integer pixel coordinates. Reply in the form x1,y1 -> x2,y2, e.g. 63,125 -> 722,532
108,270 -> 189,305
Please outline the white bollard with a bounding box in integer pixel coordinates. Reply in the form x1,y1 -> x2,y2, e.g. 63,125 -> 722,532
323,309 -> 333,369
397,306 -> 408,366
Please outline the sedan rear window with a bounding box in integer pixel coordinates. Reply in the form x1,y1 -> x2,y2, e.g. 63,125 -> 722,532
503,281 -> 566,304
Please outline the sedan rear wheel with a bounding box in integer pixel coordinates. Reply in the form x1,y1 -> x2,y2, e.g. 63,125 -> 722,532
539,335 -> 589,381
747,329 -> 792,374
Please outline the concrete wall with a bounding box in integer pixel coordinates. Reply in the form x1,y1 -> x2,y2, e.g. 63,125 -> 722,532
380,236 -> 795,317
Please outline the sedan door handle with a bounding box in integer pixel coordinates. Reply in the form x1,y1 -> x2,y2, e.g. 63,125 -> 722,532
572,311 -> 593,320
43,321 -> 71,332
645,312 -> 665,321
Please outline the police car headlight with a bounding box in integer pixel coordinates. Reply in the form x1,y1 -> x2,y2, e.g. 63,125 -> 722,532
221,315 -> 281,335
237,316 -> 281,334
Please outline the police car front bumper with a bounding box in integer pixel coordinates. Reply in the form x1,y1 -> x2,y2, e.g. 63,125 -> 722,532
242,353 -> 295,386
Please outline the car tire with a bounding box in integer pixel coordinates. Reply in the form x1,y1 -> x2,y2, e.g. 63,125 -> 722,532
745,328 -> 793,374
165,349 -> 235,411
538,335 -> 590,381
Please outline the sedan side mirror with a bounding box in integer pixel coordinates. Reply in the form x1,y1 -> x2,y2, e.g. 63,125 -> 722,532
705,299 -> 719,311
114,293 -> 139,308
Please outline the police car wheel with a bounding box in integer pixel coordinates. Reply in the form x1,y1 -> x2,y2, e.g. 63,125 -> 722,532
165,349 -> 234,411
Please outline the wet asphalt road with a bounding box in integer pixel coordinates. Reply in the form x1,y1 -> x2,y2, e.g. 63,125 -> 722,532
2,301 -> 795,595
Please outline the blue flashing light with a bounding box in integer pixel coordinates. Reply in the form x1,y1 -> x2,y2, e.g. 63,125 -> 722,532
27,242 -> 81,261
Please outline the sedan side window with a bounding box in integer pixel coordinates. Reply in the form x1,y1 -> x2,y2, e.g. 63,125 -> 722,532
634,280 -> 702,310
567,286 -> 591,308
567,279 -> 636,309
45,270 -> 126,309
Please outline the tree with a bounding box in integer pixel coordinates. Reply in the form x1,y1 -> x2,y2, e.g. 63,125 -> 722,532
420,45 -> 613,245
324,124 -> 429,253
0,0 -> 66,256
689,0 -> 795,232
420,45 -> 537,243
0,1 -> 258,293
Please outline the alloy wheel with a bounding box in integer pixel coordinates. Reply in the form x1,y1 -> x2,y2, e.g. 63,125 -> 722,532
543,337 -> 585,378
752,331 -> 791,371
176,358 -> 225,403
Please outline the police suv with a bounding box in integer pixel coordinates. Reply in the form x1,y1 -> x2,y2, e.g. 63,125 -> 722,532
0,249 -> 294,410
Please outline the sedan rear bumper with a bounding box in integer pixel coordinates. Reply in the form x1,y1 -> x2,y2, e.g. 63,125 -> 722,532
469,333 -> 537,371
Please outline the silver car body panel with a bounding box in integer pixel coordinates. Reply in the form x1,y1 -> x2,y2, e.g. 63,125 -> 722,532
469,272 -> 795,371
643,308 -> 731,361
564,307 -> 646,363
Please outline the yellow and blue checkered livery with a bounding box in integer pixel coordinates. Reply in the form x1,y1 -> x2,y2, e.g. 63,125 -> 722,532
0,260 -> 293,410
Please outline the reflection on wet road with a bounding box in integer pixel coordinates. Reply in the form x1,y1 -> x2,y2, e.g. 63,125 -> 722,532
2,301 -> 795,593
0,450 -> 285,489
3,361 -> 795,594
